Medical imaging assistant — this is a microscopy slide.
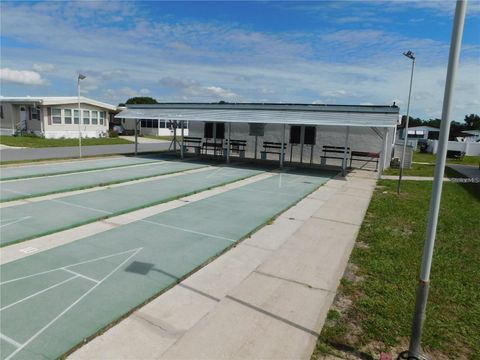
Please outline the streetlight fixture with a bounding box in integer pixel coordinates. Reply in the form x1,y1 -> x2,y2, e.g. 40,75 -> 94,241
77,74 -> 86,158
397,50 -> 416,194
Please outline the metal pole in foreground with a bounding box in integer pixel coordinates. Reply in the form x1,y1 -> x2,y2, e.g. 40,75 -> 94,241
342,126 -> 350,177
405,1 -> 467,358
397,52 -> 415,194
77,74 -> 86,158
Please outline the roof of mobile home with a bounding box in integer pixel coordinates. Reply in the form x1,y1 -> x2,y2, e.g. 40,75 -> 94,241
0,96 -> 117,111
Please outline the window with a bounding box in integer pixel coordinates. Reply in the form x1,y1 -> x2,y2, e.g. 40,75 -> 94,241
159,120 -> 166,128
204,122 -> 225,139
31,107 -> 40,120
100,111 -> 105,125
204,122 -> 213,138
289,126 -> 301,144
74,110 -> 79,124
91,111 -> 98,125
52,108 -> 62,124
0,105 -> 3,119
304,126 -> 316,145
140,119 -> 159,128
64,109 -> 72,124
289,126 -> 316,145
83,110 -> 90,125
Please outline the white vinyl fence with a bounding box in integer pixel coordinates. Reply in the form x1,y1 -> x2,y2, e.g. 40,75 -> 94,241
427,140 -> 480,156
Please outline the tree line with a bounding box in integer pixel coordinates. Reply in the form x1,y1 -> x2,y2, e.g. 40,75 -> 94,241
401,113 -> 480,131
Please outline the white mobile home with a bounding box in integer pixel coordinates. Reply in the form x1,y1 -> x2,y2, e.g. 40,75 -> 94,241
0,96 -> 117,138
118,117 -> 189,137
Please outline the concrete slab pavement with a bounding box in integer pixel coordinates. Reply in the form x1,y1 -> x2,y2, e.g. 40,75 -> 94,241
71,170 -> 377,360
447,164 -> 480,181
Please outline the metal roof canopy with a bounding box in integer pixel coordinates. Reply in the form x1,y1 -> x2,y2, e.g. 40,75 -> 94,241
116,103 -> 400,128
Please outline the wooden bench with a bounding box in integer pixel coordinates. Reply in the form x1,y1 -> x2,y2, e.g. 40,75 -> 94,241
202,139 -> 224,156
261,142 -> 286,161
321,146 -> 351,164
350,151 -> 380,171
182,136 -> 202,155
226,139 -> 247,158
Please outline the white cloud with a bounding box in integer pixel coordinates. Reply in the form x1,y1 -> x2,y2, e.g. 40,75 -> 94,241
205,86 -> 237,98
0,2 -> 478,120
0,68 -> 45,85
32,63 -> 55,72
159,77 -> 237,100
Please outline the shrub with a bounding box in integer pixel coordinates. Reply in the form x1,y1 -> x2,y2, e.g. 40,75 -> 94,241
108,129 -> 119,138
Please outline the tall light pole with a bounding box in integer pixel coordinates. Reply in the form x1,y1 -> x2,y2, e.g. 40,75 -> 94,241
77,74 -> 86,158
397,50 -> 415,194
399,1 -> 467,359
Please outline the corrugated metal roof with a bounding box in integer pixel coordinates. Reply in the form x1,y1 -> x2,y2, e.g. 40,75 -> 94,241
116,103 -> 399,128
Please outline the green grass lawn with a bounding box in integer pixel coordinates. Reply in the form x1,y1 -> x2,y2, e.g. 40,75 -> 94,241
384,152 -> 480,177
413,152 -> 480,166
0,136 -> 133,148
313,180 -> 480,360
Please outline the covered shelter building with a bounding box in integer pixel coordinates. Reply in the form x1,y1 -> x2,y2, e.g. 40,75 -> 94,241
116,103 -> 400,175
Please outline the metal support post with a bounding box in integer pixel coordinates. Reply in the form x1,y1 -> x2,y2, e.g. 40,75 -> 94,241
180,121 -> 184,159
226,122 -> 231,163
280,124 -> 286,168
134,119 -> 138,156
342,126 -> 350,177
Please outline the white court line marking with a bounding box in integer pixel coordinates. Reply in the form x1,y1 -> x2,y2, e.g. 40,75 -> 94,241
1,188 -> 32,196
0,161 -> 167,183
137,218 -> 236,243
0,216 -> 32,228
0,248 -> 141,286
4,247 -> 142,360
62,268 -> 99,283
0,275 -> 78,312
0,332 -> 22,348
19,247 -> 39,254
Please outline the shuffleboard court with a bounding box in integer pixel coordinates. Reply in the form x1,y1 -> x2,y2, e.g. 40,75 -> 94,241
0,164 -> 265,247
0,169 -> 336,360
0,155 -> 166,181
0,159 -> 211,202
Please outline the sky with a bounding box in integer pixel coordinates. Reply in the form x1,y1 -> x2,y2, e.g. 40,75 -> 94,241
0,0 -> 479,121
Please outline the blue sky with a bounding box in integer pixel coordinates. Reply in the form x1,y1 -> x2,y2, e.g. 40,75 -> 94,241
1,0 -> 479,120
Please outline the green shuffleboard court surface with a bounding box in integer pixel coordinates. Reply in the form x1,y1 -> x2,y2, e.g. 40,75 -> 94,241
0,159 -> 211,202
0,169 -> 336,360
0,155 -> 167,181
0,164 -> 265,247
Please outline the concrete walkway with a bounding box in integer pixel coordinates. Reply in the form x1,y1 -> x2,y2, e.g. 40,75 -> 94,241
119,136 -> 170,144
381,175 -> 451,181
71,170 -> 377,360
